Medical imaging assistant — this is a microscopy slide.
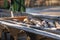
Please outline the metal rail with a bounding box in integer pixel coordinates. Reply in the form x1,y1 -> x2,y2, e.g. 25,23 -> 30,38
0,21 -> 60,40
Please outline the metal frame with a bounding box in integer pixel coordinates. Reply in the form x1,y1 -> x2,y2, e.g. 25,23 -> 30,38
0,20 -> 60,40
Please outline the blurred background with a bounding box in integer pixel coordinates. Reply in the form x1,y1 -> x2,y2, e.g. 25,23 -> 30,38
0,0 -> 60,8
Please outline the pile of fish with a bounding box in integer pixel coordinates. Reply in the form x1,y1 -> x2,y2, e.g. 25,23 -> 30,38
1,16 -> 59,30
23,17 -> 58,30
0,9 -> 60,30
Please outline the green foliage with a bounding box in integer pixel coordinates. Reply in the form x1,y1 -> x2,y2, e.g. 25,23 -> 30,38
11,0 -> 25,12
4,0 -> 8,9
20,0 -> 26,12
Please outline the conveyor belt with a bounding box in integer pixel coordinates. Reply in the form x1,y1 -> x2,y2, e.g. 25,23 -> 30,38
0,21 -> 60,40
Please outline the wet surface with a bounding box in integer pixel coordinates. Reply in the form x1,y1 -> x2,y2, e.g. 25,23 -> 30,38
26,7 -> 60,16
26,7 -> 60,13
0,6 -> 60,17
